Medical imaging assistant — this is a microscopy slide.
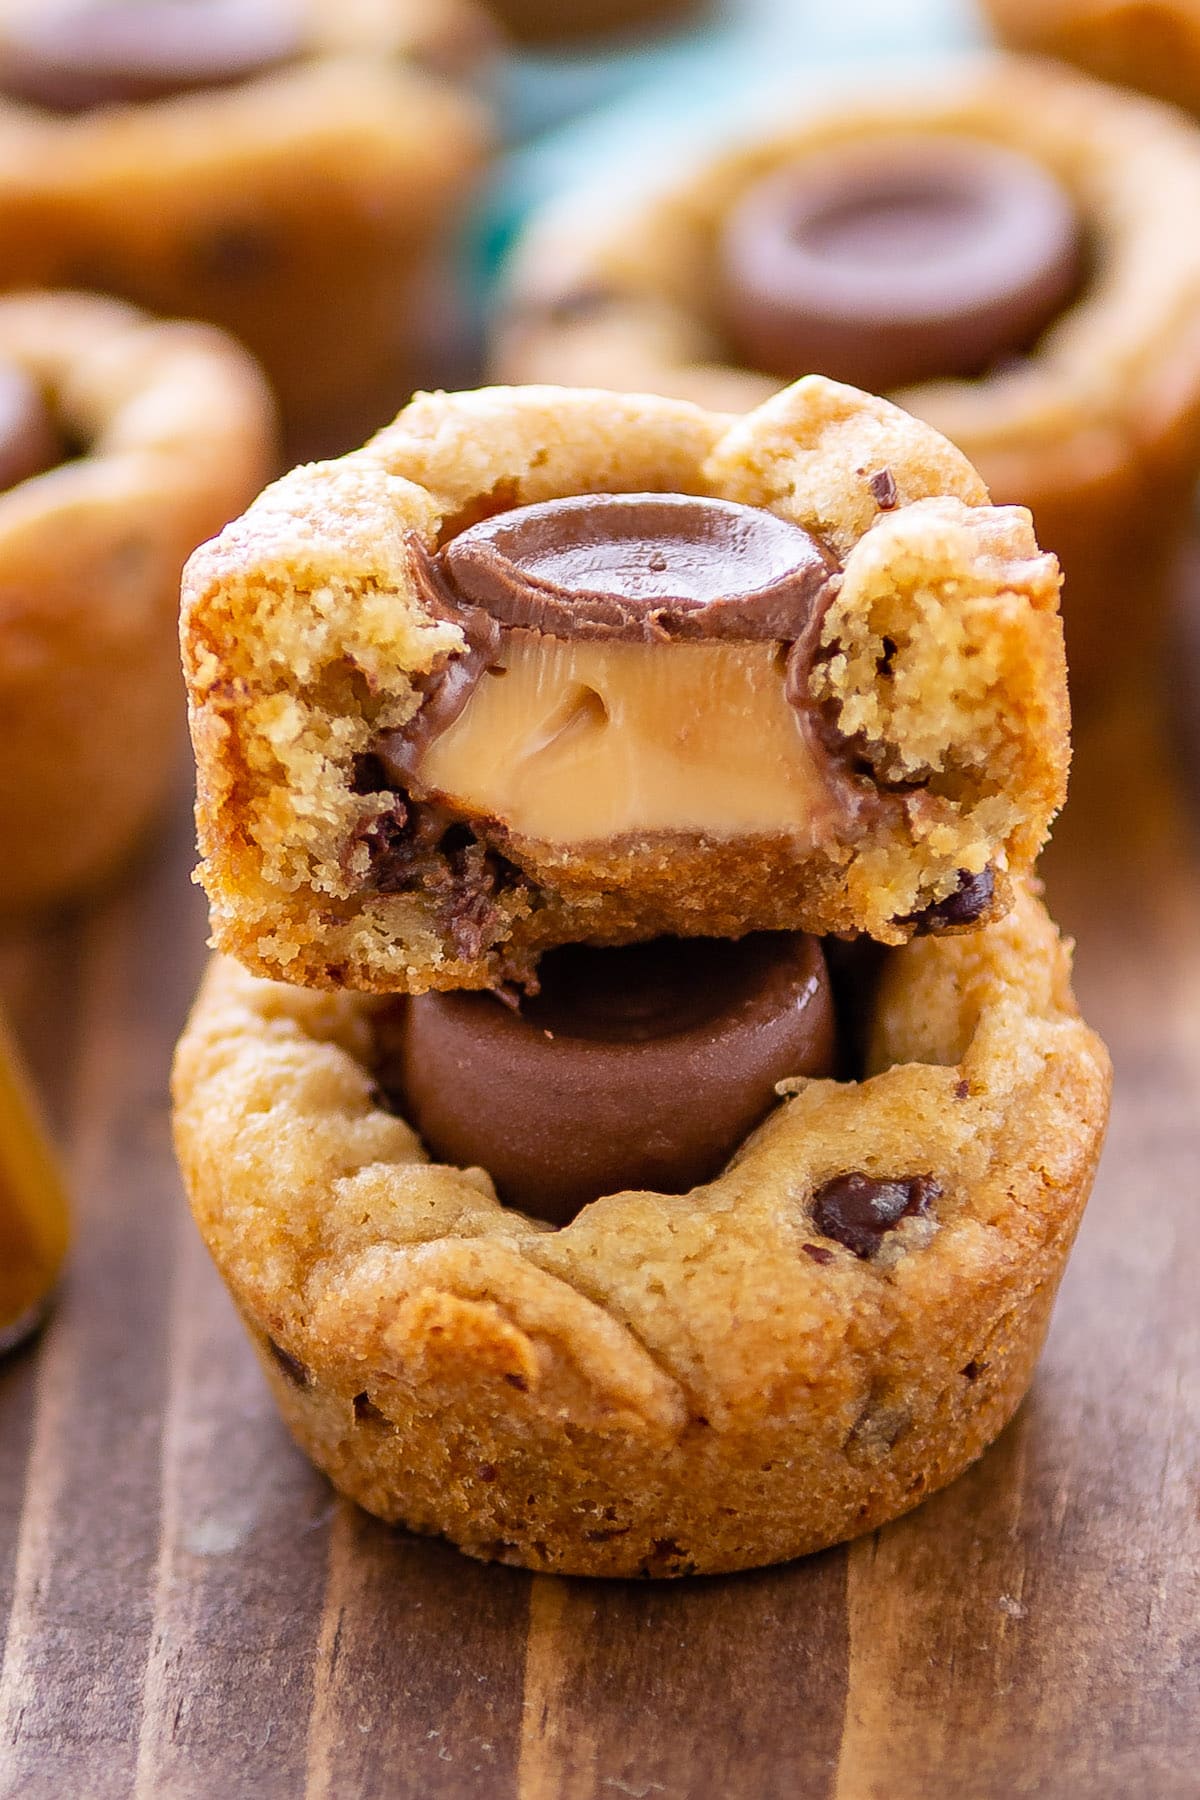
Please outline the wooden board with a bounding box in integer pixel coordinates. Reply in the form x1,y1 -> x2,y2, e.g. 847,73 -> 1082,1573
0,681 -> 1197,1800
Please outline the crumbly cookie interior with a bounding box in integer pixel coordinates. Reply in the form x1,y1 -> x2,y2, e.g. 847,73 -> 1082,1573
183,379 -> 1068,990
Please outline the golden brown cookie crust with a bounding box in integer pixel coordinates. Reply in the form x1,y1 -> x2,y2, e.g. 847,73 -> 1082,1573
0,290 -> 274,911
0,1 -> 493,450
171,883 -> 1111,1577
492,55 -> 1200,698
182,378 -> 1069,993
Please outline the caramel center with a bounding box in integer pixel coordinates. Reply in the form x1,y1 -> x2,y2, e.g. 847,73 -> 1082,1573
411,629 -> 839,847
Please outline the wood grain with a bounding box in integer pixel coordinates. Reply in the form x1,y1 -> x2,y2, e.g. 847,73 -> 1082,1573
0,678 -> 1197,1798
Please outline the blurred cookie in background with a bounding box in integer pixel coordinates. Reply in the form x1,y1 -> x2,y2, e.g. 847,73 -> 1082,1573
0,290 -> 273,913
493,55 -> 1200,702
982,0 -> 1200,119
0,0 -> 496,458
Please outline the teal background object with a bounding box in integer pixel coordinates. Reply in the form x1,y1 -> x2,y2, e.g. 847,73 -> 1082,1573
484,0 -> 988,285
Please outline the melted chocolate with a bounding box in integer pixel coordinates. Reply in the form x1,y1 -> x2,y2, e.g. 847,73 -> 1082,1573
0,0 -> 304,113
374,545 -> 501,787
437,492 -> 839,642
717,134 -> 1084,392
902,866 -> 996,935
374,933 -> 837,1225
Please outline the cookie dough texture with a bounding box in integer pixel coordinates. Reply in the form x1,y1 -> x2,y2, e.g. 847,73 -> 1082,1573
171,883 -> 1111,1577
0,0 -> 493,454
0,290 -> 273,911
493,55 -> 1200,698
182,379 -> 1069,993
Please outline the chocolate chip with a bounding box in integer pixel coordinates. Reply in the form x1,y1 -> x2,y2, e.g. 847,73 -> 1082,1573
421,831 -> 509,961
904,866 -> 996,934
350,752 -> 400,796
477,1463 -> 498,1483
358,804 -> 416,893
440,822 -> 475,856
352,770 -> 517,955
802,1242 -> 836,1265
811,1172 -> 940,1259
869,467 -> 898,510
505,1372 -> 528,1391
961,1360 -> 987,1382
353,1392 -> 387,1424
954,1078 -> 971,1101
267,1337 -> 309,1388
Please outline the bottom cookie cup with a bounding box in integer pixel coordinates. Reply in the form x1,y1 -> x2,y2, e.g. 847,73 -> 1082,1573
171,884 -> 1110,1578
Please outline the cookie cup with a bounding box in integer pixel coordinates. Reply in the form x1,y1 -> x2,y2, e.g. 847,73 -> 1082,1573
171,883 -> 1110,1577
0,0 -> 493,454
0,290 -> 273,910
183,378 -> 1069,991
493,56 -> 1200,699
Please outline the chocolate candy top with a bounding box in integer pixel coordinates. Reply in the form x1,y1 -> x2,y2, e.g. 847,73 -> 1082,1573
0,0 -> 304,113
376,933 -> 837,1225
717,134 -> 1084,392
0,363 -> 60,493
438,492 -> 838,641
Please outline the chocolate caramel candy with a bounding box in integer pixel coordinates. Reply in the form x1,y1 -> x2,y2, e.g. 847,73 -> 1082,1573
377,933 -> 836,1224
0,0 -> 304,113
717,135 -> 1084,392
0,363 -> 60,493
377,493 -> 853,852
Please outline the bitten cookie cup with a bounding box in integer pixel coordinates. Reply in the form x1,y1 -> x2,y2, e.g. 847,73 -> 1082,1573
0,290 -> 274,911
182,379 -> 1069,994
170,884 -> 1111,1578
492,56 -> 1200,699
0,0 -> 494,455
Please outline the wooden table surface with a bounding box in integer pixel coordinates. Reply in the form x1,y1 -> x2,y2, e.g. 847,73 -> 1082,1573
0,678 -> 1196,1800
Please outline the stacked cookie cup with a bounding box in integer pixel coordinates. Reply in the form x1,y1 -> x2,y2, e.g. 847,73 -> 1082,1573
172,377 -> 1110,1577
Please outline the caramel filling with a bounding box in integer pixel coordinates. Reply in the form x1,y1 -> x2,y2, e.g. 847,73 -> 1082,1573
410,628 -> 840,847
